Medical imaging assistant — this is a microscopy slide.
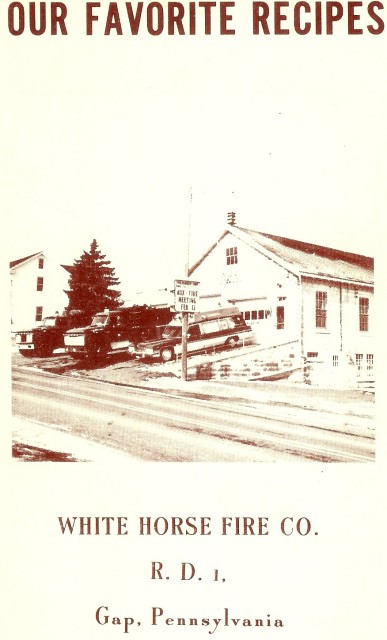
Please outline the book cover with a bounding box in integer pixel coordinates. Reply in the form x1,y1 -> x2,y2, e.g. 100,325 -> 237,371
1,2 -> 385,639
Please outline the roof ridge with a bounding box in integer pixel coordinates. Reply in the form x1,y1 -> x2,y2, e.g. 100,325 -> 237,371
236,226 -> 373,267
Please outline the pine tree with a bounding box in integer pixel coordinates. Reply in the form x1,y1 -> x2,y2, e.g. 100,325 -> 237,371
65,240 -> 122,316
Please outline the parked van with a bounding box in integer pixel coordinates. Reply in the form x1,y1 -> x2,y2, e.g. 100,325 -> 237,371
14,310 -> 91,358
64,305 -> 173,362
130,307 -> 253,362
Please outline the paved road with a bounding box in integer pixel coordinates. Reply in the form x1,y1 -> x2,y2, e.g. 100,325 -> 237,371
12,365 -> 375,462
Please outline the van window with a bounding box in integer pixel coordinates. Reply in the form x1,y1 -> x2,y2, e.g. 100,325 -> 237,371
188,325 -> 201,339
201,320 -> 220,335
218,318 -> 229,331
162,325 -> 181,339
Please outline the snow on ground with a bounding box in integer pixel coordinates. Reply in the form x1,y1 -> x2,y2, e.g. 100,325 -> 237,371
12,416 -> 137,463
66,355 -> 375,420
12,348 -> 375,462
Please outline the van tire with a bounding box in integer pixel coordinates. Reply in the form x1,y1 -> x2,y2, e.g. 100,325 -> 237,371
226,336 -> 238,349
161,347 -> 174,362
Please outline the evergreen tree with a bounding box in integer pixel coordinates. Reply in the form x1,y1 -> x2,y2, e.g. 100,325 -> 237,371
65,240 -> 122,315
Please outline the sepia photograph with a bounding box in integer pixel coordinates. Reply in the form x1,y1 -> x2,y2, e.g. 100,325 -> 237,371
10,214 -> 374,462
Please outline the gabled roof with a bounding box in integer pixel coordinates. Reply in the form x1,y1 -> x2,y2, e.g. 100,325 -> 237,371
10,251 -> 43,269
189,226 -> 374,286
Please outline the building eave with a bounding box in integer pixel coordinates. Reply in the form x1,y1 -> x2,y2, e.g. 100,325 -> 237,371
300,272 -> 374,288
188,230 -> 229,276
10,251 -> 44,271
227,225 -> 301,278
188,223 -> 373,287
189,225 -> 301,279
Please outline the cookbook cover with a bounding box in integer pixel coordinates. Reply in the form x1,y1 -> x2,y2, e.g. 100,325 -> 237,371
1,2 -> 385,639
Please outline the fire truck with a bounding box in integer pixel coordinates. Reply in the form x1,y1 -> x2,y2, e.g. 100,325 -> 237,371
64,305 -> 173,363
14,310 -> 91,357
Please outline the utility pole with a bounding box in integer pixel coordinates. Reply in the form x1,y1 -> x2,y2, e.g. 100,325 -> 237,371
181,188 -> 192,382
181,309 -> 188,381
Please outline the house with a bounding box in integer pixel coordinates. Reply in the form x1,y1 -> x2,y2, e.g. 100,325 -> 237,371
188,220 -> 374,386
10,251 -> 69,330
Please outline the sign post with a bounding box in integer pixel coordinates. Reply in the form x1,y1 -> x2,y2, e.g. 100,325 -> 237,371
174,279 -> 200,381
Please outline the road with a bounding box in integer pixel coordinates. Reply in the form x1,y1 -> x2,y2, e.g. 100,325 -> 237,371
11,362 -> 375,462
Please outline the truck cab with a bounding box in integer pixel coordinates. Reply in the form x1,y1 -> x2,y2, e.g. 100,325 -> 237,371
14,310 -> 91,357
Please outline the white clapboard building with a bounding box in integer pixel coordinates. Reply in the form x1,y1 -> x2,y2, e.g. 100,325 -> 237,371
189,220 -> 374,386
10,251 -> 69,330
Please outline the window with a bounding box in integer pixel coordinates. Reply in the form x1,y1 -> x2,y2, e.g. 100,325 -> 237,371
359,297 -> 369,332
162,325 -> 181,338
188,325 -> 201,340
35,306 -> 43,322
218,318 -> 229,331
243,309 -> 268,321
356,353 -> 363,376
36,277 -> 44,292
366,354 -> 374,371
332,355 -> 339,367
91,314 -> 108,326
315,291 -> 327,328
42,317 -> 57,327
201,320 -> 220,335
307,352 -> 318,358
276,306 -> 284,330
38,257 -> 44,269
227,317 -> 236,329
226,247 -> 238,265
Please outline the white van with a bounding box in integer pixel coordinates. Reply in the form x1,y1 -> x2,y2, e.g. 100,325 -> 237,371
130,307 -> 253,362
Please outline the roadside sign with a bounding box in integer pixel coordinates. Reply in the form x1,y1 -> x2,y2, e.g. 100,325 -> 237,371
174,279 -> 200,313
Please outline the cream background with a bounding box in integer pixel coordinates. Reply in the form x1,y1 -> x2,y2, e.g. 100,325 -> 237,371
1,1 -> 386,638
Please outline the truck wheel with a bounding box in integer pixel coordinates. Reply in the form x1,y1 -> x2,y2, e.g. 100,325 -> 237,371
88,343 -> 108,365
37,346 -> 53,357
161,347 -> 174,362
